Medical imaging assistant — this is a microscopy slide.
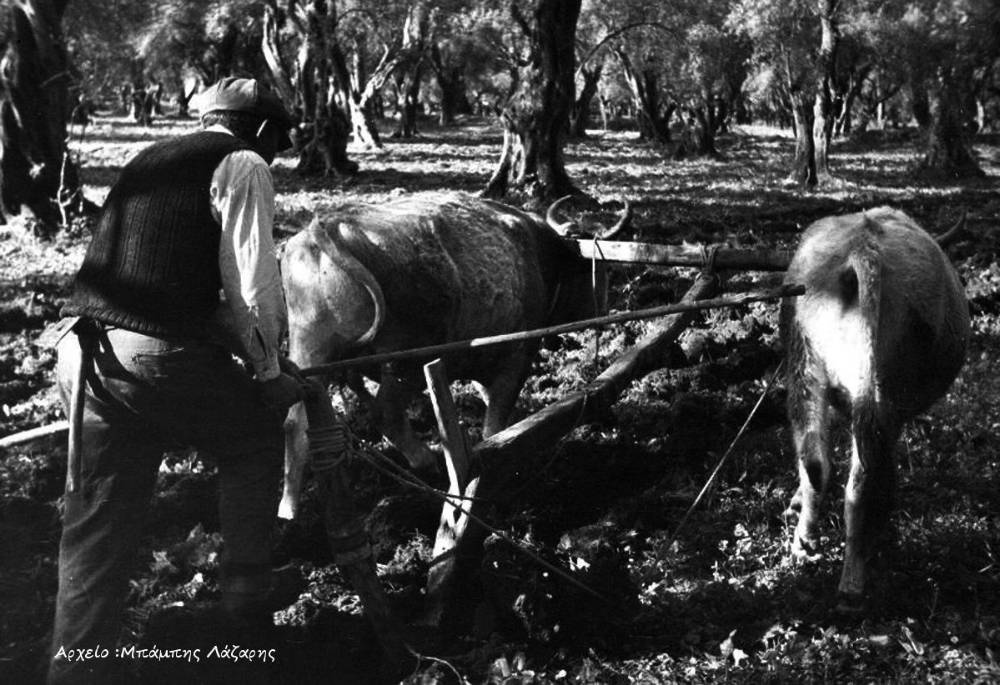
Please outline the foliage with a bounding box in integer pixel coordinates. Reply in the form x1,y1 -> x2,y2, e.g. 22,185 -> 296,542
137,0 -> 268,85
62,0 -> 148,101
63,0 -> 269,106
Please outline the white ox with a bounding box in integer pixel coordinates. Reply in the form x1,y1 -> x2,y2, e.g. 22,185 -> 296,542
278,193 -> 627,519
781,207 -> 969,607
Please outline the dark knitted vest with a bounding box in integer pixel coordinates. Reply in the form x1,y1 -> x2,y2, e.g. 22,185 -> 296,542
65,131 -> 252,337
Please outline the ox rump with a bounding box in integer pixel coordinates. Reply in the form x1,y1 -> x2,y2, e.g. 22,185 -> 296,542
278,193 -> 621,520
781,207 -> 970,608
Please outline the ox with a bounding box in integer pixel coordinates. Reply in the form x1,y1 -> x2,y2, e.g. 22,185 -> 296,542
278,193 -> 627,519
781,206 -> 970,607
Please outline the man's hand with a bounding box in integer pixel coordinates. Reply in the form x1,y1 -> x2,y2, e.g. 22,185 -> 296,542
258,372 -> 305,413
277,357 -> 326,401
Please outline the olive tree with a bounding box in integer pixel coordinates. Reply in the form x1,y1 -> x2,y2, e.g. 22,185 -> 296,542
483,0 -> 582,203
900,0 -> 999,178
0,0 -> 85,231
729,0 -> 844,186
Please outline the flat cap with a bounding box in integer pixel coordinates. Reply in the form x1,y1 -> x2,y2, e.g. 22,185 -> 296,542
196,77 -> 294,150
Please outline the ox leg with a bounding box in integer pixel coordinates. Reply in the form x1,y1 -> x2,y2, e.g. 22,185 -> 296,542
839,415 -> 899,603
278,401 -> 310,520
480,351 -> 533,438
376,366 -> 438,471
279,326 -> 336,521
787,384 -> 832,559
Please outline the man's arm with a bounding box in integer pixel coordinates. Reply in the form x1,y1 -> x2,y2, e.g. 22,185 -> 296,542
209,149 -> 287,381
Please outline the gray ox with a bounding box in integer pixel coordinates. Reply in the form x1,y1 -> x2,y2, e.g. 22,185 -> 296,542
781,207 -> 969,607
278,193 -> 627,519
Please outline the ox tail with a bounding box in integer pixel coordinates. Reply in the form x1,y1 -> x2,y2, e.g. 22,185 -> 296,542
308,220 -> 386,348
845,235 -> 884,473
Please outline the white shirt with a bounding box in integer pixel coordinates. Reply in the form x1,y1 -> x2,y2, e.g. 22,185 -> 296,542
206,127 -> 286,382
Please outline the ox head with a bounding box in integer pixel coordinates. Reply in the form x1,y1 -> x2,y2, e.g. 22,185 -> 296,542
542,197 -> 634,325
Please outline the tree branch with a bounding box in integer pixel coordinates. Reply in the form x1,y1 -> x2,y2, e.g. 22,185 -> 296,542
576,21 -> 681,78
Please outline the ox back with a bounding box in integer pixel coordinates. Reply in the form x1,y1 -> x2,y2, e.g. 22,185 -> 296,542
780,206 -> 969,607
278,193 -> 606,519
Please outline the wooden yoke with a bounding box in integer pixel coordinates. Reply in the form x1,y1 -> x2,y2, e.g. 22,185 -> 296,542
300,380 -> 410,667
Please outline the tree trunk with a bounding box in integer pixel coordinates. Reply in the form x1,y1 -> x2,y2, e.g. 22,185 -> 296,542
332,41 -> 385,149
0,0 -> 84,232
569,60 -> 602,139
615,48 -> 671,144
833,64 -> 870,137
175,79 -> 198,118
392,2 -> 429,139
911,81 -> 931,129
787,90 -> 816,186
811,0 -> 839,184
483,0 -> 581,204
431,43 -> 470,126
915,74 -> 984,179
393,65 -> 423,138
296,1 -> 357,176
692,102 -> 718,157
436,68 -> 468,126
263,0 -> 361,175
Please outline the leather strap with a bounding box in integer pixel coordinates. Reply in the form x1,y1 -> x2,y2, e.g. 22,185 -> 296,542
66,319 -> 98,493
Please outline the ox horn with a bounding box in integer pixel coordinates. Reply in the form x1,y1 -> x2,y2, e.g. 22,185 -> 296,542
935,209 -> 968,248
598,201 -> 633,240
546,195 -> 578,235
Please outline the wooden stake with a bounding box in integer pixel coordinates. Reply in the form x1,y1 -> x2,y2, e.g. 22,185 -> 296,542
421,359 -> 480,626
0,420 -> 69,449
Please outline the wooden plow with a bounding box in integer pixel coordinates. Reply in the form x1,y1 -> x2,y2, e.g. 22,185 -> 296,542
0,240 -> 801,664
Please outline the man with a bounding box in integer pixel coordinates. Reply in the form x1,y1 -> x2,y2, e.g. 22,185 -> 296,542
48,77 -> 304,684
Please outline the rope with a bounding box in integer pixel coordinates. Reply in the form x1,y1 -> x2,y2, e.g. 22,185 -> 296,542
668,361 -> 784,546
590,234 -> 605,368
307,425 -> 349,474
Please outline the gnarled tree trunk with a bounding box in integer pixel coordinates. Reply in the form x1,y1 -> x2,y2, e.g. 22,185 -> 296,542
569,59 -> 602,139
392,64 -> 423,138
915,74 -> 984,179
783,0 -> 840,187
330,35 -> 392,150
430,42 -> 471,126
787,87 -> 816,186
392,2 -> 429,140
0,0 -> 85,231
615,47 -> 672,144
262,0 -> 357,176
691,97 -> 720,158
810,0 -> 839,185
484,0 -> 581,204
